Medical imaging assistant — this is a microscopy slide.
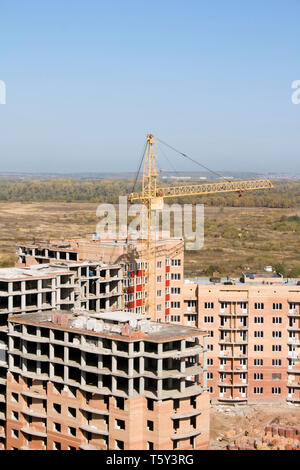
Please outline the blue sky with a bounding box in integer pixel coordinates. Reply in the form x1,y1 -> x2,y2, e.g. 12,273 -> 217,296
0,0 -> 299,174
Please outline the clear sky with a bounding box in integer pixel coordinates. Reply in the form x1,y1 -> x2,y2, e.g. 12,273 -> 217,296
0,0 -> 299,174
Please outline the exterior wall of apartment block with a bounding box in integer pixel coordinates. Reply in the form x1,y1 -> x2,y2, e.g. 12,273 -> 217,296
5,312 -> 210,450
181,281 -> 300,405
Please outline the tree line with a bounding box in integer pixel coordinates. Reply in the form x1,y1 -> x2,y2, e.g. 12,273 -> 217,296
0,178 -> 298,208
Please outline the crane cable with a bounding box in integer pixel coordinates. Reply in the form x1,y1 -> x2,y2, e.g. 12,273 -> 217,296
130,139 -> 148,194
156,136 -> 233,183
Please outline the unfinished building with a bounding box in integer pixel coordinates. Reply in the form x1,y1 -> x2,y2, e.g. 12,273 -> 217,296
6,311 -> 210,450
16,236 -> 184,321
0,261 -> 123,449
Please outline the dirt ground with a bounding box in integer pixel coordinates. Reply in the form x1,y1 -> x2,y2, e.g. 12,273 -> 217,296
0,202 -> 299,275
210,402 -> 300,449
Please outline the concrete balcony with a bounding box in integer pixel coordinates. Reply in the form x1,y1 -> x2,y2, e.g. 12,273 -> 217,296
171,428 -> 202,440
21,390 -> 47,400
219,312 -> 248,317
218,382 -> 248,387
22,408 -> 47,419
287,396 -> 300,403
287,382 -> 300,388
218,352 -> 247,359
79,405 -> 109,416
21,426 -> 47,438
219,339 -> 247,345
287,339 -> 300,345
219,326 -> 248,331
79,444 -> 99,450
79,423 -> 108,436
171,409 -> 202,420
217,396 -> 247,403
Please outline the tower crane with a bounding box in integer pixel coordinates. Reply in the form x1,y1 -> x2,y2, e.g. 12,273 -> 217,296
128,134 -> 273,319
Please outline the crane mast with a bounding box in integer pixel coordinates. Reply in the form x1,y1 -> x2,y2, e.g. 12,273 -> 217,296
128,134 -> 273,318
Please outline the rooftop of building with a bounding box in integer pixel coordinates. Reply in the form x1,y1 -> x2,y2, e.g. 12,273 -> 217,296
9,309 -> 207,342
242,271 -> 283,279
18,234 -> 184,249
185,276 -> 300,287
0,264 -> 72,281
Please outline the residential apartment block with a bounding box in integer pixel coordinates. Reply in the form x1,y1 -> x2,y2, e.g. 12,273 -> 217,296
0,261 -> 123,449
17,236 -> 184,321
5,311 -> 209,450
181,276 -> 300,405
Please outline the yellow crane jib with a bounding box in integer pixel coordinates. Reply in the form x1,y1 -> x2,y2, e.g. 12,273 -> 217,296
128,179 -> 273,205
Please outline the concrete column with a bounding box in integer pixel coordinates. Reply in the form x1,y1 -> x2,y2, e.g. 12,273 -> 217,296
37,292 -> 42,309
81,371 -> 86,386
111,356 -> 117,374
64,365 -> 68,382
157,379 -> 162,399
65,346 -> 69,363
49,362 -> 54,380
128,378 -> 134,397
56,287 -> 60,305
21,295 -> 26,311
8,296 -> 13,313
82,351 -> 86,368
111,375 -> 117,394
180,358 -> 186,373
98,374 -> 103,388
140,377 -> 144,395
180,377 -> 185,393
49,343 -> 54,361
157,358 -> 163,377
140,356 -> 144,374
128,358 -> 133,376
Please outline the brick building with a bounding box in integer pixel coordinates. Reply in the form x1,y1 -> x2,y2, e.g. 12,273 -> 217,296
17,236 -> 184,322
0,261 -> 123,449
5,311 -> 210,450
181,277 -> 300,405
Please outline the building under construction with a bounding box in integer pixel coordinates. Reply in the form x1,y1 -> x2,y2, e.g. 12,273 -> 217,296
5,310 -> 209,450
1,134 -> 298,450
